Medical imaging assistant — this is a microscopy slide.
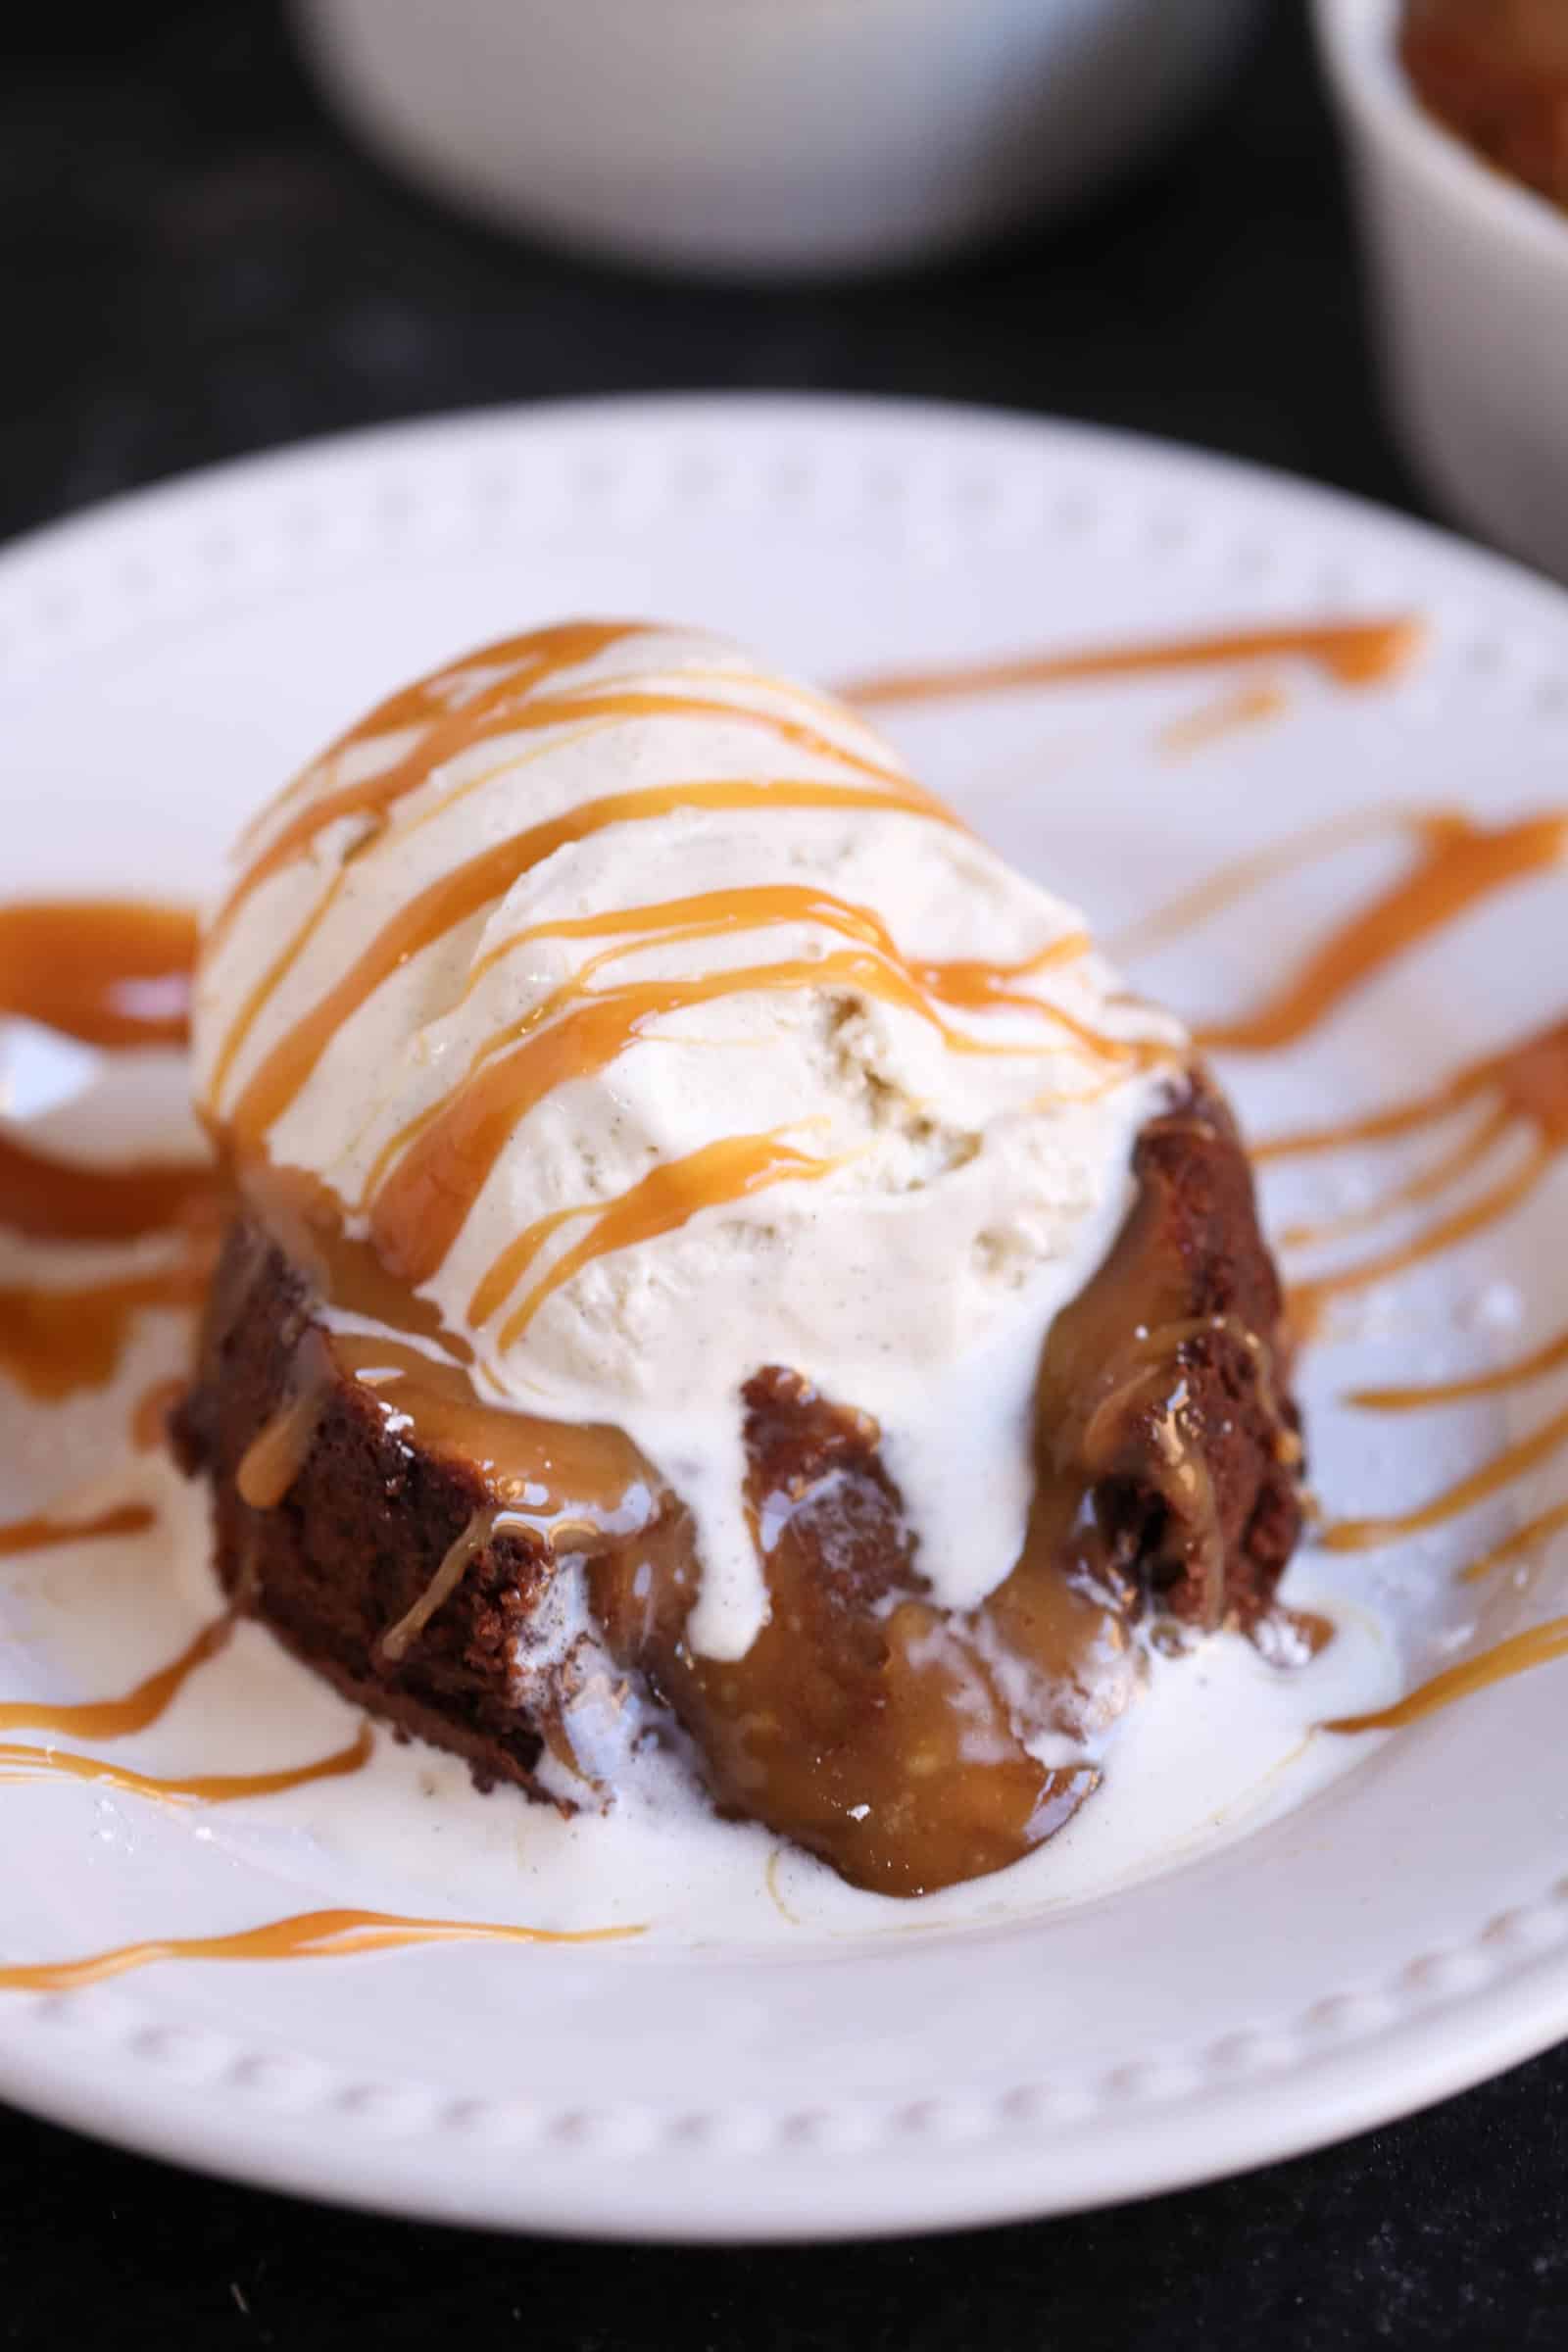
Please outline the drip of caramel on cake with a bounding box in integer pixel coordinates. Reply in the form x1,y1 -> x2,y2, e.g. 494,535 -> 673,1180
0,1905 -> 640,1993
379,1508 -> 498,1663
839,616 -> 1422,709
216,1187 -> 660,1535
235,1350 -> 338,1509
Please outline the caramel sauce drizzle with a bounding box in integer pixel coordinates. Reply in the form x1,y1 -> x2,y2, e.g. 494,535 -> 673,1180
235,1355 -> 336,1509
1273,1019 -> 1568,1323
1321,1400 -> 1568,1552
1349,1322 -> 1568,1413
366,941 -> 1143,1298
463,883 -> 1092,1024
0,1254 -> 214,1401
0,1618 -> 231,1737
1258,1015 -> 1568,1162
0,1129 -> 214,1247
490,1133 -> 837,1348
0,1721 -> 372,1806
1277,1100 -> 1516,1252
208,616 -> 938,1115
0,898 -> 216,1397
0,1502 -> 155,1560
1459,1499 -> 1568,1587
222,774 -> 958,1149
220,621 -> 644,899
338,1339 -> 654,1528
1111,810 -> 1399,961
0,899 -> 195,1049
380,1508 -> 498,1663
1157,679 -> 1291,760
1195,811 -> 1568,1054
218,655 -> 908,938
1325,1617 -> 1568,1736
1288,1150 -> 1552,1328
206,626 -> 1168,1355
210,1201 -> 657,1538
0,1905 -> 640,1994
840,615 -> 1422,710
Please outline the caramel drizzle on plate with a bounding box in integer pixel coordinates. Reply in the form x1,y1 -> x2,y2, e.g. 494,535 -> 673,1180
1325,1616 -> 1568,1735
0,1501 -> 155,1560
0,1721 -> 373,1806
0,1253 -> 215,1402
1321,1400 -> 1568,1552
1110,790 -> 1568,1741
0,898 -> 218,1399
1157,679 -> 1291,760
0,1617 -> 232,1737
1192,810 -> 1568,1054
839,615 -> 1422,709
0,899 -> 195,1049
1348,1320 -> 1568,1412
0,1905 -> 641,1994
0,1580 -> 369,1803
1458,1500 -> 1568,1588
1270,1017 -> 1568,1322
1111,808 -> 1568,1307
0,1129 -> 214,1248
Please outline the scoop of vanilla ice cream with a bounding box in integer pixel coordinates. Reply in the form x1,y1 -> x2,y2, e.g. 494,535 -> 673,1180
197,622 -> 1183,1658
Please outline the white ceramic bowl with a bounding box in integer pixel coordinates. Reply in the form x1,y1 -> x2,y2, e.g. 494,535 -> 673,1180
1317,0 -> 1568,581
292,0 -> 1254,278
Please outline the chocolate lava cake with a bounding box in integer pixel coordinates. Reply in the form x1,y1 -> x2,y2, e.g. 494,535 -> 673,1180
174,1075 -> 1301,1897
176,618 -> 1306,1897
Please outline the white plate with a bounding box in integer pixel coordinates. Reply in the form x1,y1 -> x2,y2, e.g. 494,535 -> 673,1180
3,395 -> 1568,2241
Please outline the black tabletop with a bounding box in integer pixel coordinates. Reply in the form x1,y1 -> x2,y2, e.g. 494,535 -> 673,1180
2,5 -> 1564,2345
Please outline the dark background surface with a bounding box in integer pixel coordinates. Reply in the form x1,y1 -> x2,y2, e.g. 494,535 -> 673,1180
2,5 -> 1564,2346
